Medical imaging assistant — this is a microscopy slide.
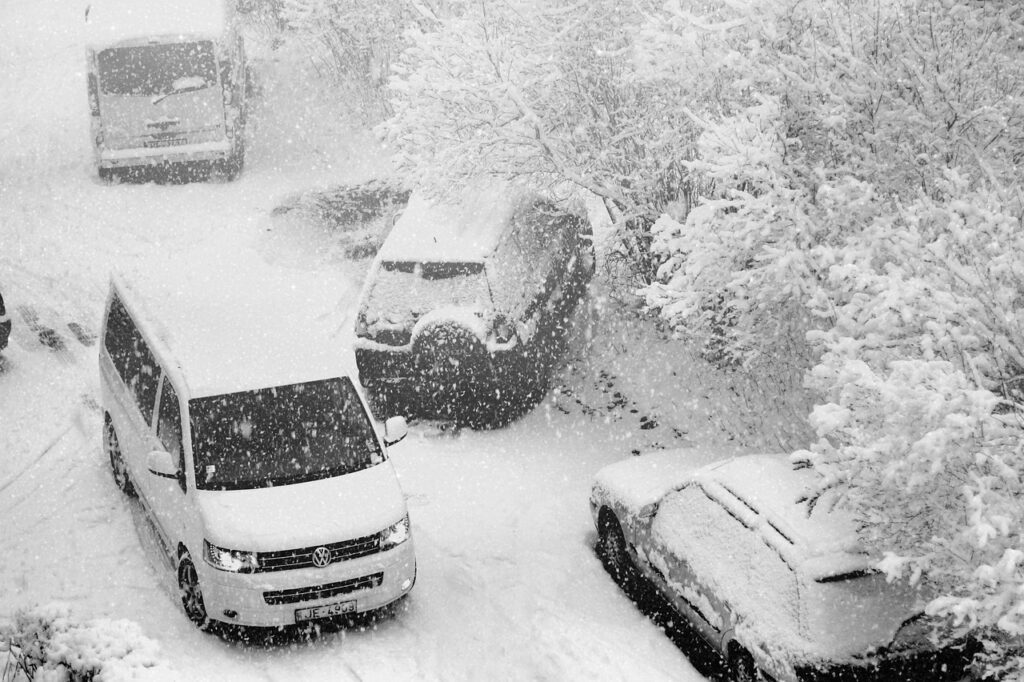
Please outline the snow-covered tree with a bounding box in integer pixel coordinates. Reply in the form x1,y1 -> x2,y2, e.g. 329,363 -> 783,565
641,0 -> 1024,674
381,0 -> 698,280
239,0 -> 425,115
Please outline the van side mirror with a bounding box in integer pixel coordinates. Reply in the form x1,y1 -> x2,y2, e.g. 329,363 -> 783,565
383,416 -> 408,446
147,450 -> 178,478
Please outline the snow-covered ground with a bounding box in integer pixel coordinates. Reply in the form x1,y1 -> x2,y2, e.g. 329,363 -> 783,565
0,1 -> 805,679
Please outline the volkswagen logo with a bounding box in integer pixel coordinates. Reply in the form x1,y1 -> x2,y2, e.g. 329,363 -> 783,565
311,546 -> 332,568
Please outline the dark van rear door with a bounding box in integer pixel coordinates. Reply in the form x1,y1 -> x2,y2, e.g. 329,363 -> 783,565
96,40 -> 225,151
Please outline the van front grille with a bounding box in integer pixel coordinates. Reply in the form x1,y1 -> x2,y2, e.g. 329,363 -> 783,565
263,572 -> 383,605
256,532 -> 381,573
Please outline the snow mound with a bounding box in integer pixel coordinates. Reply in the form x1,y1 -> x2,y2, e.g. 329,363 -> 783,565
0,603 -> 175,681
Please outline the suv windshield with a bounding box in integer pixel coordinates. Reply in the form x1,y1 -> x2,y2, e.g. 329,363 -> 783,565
190,377 -> 383,491
362,260 -> 492,331
98,41 -> 217,96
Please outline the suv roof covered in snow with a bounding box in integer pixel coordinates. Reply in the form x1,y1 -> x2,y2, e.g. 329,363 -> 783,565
377,182 -> 531,264
112,258 -> 353,400
85,0 -> 233,49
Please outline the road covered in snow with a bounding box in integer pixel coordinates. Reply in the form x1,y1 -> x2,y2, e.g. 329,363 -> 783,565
0,1 -> 774,680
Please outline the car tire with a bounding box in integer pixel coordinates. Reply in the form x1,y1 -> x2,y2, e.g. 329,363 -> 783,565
104,415 -> 135,497
178,555 -> 211,630
596,510 -> 636,588
729,646 -> 765,682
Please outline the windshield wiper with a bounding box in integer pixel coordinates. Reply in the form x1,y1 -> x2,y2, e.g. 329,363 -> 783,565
151,82 -> 207,105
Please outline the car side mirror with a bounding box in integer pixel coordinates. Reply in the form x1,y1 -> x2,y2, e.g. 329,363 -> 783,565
147,450 -> 178,479
383,416 -> 408,446
638,502 -> 660,519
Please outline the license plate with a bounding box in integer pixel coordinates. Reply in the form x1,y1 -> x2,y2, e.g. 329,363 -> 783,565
144,137 -> 187,148
294,599 -> 356,622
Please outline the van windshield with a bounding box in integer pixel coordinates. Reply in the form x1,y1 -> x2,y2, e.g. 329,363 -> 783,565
97,41 -> 217,96
189,377 -> 384,491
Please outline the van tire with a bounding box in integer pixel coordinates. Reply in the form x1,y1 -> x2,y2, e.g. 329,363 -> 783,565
104,416 -> 135,497
178,555 -> 211,630
221,137 -> 245,181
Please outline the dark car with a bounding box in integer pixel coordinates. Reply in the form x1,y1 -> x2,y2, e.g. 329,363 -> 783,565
354,184 -> 595,425
0,290 -> 10,352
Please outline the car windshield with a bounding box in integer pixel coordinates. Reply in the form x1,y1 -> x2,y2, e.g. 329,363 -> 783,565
97,41 -> 217,96
803,569 -> 925,655
361,260 -> 492,330
189,377 -> 384,491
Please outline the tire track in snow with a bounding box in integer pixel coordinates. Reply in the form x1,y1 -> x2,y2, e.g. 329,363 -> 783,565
0,424 -> 71,499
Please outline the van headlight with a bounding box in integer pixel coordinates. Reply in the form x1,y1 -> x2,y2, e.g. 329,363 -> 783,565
379,514 -> 411,551
204,539 -> 259,573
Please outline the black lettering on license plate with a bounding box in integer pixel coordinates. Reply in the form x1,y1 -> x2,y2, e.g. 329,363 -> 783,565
294,599 -> 356,622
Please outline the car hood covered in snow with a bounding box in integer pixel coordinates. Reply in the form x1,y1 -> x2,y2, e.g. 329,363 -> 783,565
194,461 -> 407,551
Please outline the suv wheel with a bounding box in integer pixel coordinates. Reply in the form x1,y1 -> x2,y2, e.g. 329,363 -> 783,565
178,555 -> 210,630
414,321 -> 490,404
104,416 -> 135,497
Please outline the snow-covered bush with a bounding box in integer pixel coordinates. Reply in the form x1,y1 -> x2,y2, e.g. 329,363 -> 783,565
640,0 -> 1024,674
0,604 -> 169,682
800,177 -> 1024,676
239,0 -> 419,117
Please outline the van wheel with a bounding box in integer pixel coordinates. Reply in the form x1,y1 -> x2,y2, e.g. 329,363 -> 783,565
596,510 -> 636,588
221,136 -> 245,181
104,416 -> 135,497
729,647 -> 765,682
178,556 -> 211,630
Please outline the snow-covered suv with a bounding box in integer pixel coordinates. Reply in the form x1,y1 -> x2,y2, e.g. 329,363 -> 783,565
590,452 -> 974,681
354,185 -> 595,425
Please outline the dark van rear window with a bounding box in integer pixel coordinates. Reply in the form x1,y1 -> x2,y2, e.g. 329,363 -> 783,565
98,41 -> 216,96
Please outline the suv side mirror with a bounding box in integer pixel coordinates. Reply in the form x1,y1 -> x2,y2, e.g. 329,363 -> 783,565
147,450 -> 178,478
383,416 -> 408,446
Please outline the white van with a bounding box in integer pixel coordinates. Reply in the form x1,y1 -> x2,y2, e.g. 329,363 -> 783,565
85,0 -> 248,180
99,272 -> 415,629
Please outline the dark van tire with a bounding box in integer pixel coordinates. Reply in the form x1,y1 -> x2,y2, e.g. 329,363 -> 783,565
178,555 -> 211,630
104,415 -> 135,497
221,136 -> 245,181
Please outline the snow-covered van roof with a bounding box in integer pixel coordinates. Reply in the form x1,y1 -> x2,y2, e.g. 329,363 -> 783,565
696,454 -> 867,578
85,0 -> 233,50
112,256 -> 354,401
377,181 -> 530,264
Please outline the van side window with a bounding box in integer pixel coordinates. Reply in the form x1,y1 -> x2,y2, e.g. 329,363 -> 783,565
104,293 -> 160,424
104,294 -> 135,378
157,377 -> 185,480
